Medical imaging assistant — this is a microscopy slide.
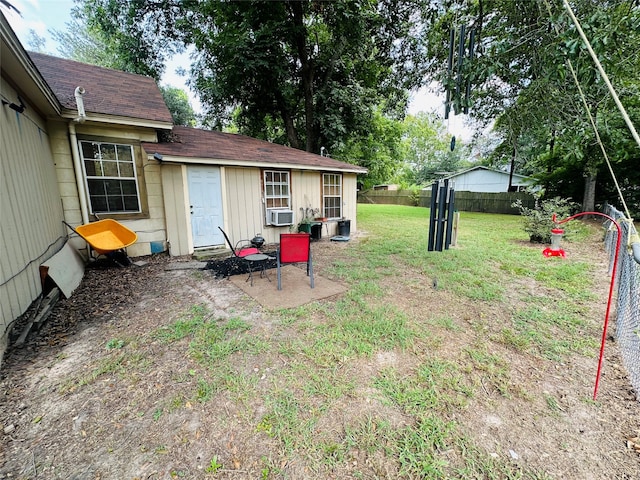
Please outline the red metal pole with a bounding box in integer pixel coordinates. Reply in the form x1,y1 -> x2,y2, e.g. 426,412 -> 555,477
552,212 -> 621,400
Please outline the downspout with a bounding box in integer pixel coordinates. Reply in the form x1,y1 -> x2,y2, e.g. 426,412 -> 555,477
69,86 -> 89,225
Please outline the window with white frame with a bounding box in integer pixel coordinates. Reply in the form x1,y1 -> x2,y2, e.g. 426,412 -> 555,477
323,173 -> 342,219
264,170 -> 291,209
80,141 -> 141,213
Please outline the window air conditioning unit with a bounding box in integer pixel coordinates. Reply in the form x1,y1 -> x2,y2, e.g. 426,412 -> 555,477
269,209 -> 294,226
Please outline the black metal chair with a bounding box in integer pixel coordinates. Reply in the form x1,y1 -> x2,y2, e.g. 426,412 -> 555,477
218,227 -> 260,258
218,227 -> 262,280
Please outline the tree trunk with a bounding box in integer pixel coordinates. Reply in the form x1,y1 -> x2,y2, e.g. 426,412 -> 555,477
289,1 -> 316,152
276,92 -> 300,149
582,171 -> 597,213
282,111 -> 301,150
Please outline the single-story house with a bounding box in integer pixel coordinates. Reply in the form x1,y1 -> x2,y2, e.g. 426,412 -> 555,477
372,184 -> 398,191
439,165 -> 538,193
0,12 -> 366,363
141,126 -> 366,255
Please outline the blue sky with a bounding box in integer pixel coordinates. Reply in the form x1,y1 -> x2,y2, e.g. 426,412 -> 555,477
3,0 -> 473,140
4,0 -> 71,45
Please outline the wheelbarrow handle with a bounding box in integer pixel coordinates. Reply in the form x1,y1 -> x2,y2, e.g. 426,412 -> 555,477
62,220 -> 80,236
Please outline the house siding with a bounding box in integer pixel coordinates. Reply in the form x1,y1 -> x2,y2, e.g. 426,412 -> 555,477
1,80 -> 65,363
161,164 -> 191,257
161,166 -> 360,256
129,160 -> 166,256
291,170 -> 358,237
291,170 -> 322,224
224,167 -> 265,245
48,122 -> 84,252
449,169 -> 532,193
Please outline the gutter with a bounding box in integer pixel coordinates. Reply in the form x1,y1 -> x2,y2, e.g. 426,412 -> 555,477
144,154 -> 368,174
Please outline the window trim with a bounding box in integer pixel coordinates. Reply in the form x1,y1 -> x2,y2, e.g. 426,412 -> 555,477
322,173 -> 342,220
262,169 -> 292,224
77,137 -> 149,219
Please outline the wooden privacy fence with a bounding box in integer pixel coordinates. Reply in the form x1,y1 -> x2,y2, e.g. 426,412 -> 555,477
357,189 -> 535,215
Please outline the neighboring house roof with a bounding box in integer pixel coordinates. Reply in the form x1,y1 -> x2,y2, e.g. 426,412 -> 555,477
443,165 -> 534,183
425,165 -> 538,193
29,51 -> 173,126
143,126 -> 368,174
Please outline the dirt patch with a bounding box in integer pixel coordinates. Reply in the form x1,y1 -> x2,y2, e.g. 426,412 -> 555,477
1,237 -> 639,479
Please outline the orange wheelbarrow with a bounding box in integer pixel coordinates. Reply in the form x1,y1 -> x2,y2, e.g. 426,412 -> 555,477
63,219 -> 137,266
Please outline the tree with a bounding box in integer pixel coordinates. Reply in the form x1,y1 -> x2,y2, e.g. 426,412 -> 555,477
51,6 -> 120,69
424,0 -> 640,212
49,6 -> 196,127
50,2 -> 176,80
160,86 -> 197,127
78,0 -> 183,81
26,30 -> 47,53
399,112 -> 468,186
535,2 -> 640,212
79,0 -> 436,162
332,107 -> 405,189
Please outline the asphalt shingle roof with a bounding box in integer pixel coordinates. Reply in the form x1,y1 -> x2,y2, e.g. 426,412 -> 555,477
29,51 -> 173,124
28,52 -> 365,173
143,126 -> 368,173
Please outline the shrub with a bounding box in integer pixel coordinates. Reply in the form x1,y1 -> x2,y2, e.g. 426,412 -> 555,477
408,187 -> 421,206
512,196 -> 579,243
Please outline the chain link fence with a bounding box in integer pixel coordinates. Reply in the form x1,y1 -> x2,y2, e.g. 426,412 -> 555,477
604,204 -> 640,400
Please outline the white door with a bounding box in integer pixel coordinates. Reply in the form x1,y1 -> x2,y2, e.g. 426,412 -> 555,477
188,166 -> 224,248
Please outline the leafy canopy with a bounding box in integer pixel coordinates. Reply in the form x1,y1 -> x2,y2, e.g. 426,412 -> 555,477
424,0 -> 640,211
160,86 -> 197,127
78,0 -> 437,163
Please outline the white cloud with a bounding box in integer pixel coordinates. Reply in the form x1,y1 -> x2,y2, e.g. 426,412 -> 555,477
5,0 -> 75,48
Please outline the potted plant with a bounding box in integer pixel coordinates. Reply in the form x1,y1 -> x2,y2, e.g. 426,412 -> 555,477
297,207 -> 319,233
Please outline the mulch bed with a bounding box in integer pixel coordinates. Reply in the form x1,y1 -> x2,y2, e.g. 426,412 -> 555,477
204,250 -> 278,278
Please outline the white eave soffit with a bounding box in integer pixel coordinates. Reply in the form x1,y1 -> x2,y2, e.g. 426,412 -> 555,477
147,155 -> 365,173
60,112 -> 173,130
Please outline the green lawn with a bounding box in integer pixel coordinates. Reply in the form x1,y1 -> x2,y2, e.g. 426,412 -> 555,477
71,204 -> 607,478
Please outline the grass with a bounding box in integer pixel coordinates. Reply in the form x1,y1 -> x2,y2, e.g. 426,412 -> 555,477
61,204 -> 608,478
